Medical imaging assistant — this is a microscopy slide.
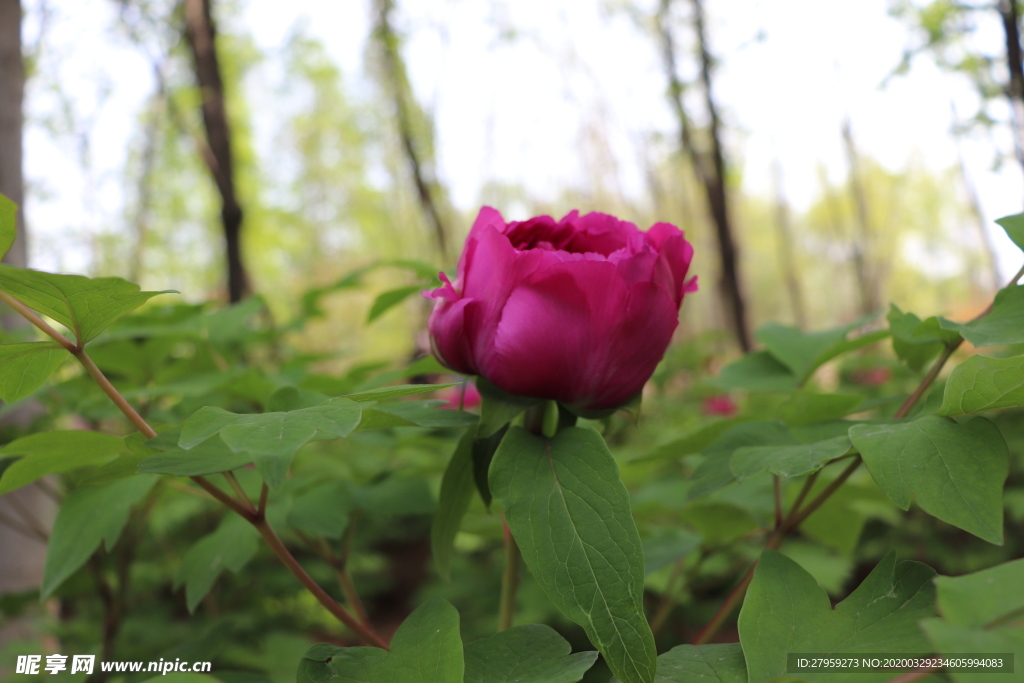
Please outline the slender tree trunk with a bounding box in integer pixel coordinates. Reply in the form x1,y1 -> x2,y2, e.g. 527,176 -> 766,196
128,93 -> 163,284
656,0 -> 752,351
371,0 -> 451,264
998,0 -> 1024,192
771,159 -> 806,328
183,0 -> 248,303
950,103 -> 1002,291
0,0 -> 53,602
840,117 -> 880,317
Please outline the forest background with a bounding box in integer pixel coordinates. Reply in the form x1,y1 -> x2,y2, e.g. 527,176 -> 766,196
2,0 -> 1024,681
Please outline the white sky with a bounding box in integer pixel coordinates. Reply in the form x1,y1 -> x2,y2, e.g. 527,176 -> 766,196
21,0 -> 1024,279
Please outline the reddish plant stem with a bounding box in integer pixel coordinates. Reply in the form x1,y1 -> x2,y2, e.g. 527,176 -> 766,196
1,291 -> 385,649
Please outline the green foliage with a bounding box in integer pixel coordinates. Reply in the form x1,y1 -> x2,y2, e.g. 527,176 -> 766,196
42,475 -> 158,599
0,193 -> 15,260
995,213 -> 1024,252
489,427 -> 656,683
953,286 -> 1024,348
0,265 -> 172,345
738,552 -> 936,682
430,429 -> 475,581
850,416 -> 1008,544
755,319 -> 887,385
463,625 -> 597,682
612,644 -> 746,683
731,435 -> 852,481
0,342 -> 67,402
297,599 -> 463,683
0,431 -> 129,495
176,515 -> 260,613
939,354 -> 1024,415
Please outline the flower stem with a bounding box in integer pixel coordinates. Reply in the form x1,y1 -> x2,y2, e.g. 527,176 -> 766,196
497,515 -> 520,632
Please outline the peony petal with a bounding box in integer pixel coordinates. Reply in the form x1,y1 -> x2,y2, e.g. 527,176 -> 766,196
427,297 -> 477,375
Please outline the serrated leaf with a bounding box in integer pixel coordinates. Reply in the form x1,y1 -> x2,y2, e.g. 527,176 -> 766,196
958,285 -> 1024,348
0,342 -> 67,402
939,354 -> 1024,415
995,212 -> 1024,251
716,351 -> 797,392
612,643 -> 746,683
42,475 -> 158,598
738,551 -> 936,683
431,429 -> 475,581
343,383 -> 456,403
731,436 -> 852,481
367,285 -> 424,322
0,264 -> 173,345
175,514 -> 259,612
687,421 -> 796,501
756,318 -> 886,384
0,194 -> 16,261
849,416 -> 1008,544
777,391 -> 863,427
179,397 -> 361,488
296,599 -> 463,683
489,427 -> 656,683
464,624 -> 597,683
0,431 -> 128,495
139,428 -> 254,476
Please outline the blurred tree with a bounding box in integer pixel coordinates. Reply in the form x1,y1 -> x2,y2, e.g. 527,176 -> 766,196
656,0 -> 752,351
841,116 -> 882,317
183,0 -> 249,302
370,0 -> 453,265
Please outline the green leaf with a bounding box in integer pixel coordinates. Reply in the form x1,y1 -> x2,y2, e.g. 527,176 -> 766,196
849,416 -> 1008,544
756,318 -> 886,383
266,386 -> 330,412
0,264 -> 172,345
920,558 -> 1024,683
687,420 -> 796,501
731,436 -> 852,481
471,424 -> 507,507
476,377 -> 540,437
0,342 -> 67,402
642,528 -> 702,575
296,599 -> 463,683
179,397 -> 361,488
42,475 -> 158,598
288,482 -> 354,539
343,383 -> 456,403
489,427 -> 656,683
939,354 -> 1024,415
0,431 -> 128,495
139,428 -> 254,477
738,551 -> 936,683
637,417 -> 757,463
464,624 -> 598,683
995,212 -> 1024,251
958,285 -> 1024,348
0,193 -> 16,261
367,285 -> 424,322
887,305 -> 945,371
777,391 -> 863,427
431,429 -> 476,580
356,400 -> 477,431
612,643 -> 746,683
176,514 -> 259,613
715,351 -> 797,392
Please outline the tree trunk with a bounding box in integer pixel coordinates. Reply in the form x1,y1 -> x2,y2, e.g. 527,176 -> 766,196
840,117 -> 880,317
656,0 -> 752,351
771,159 -> 807,328
371,0 -> 451,264
183,0 -> 248,303
0,0 -> 53,601
998,0 -> 1024,193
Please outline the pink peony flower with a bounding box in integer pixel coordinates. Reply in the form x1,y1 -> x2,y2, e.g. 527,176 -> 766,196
438,381 -> 482,410
426,207 -> 695,412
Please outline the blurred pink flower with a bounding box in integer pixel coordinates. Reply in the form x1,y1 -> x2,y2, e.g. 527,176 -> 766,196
438,381 -> 482,410
702,395 -> 737,416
